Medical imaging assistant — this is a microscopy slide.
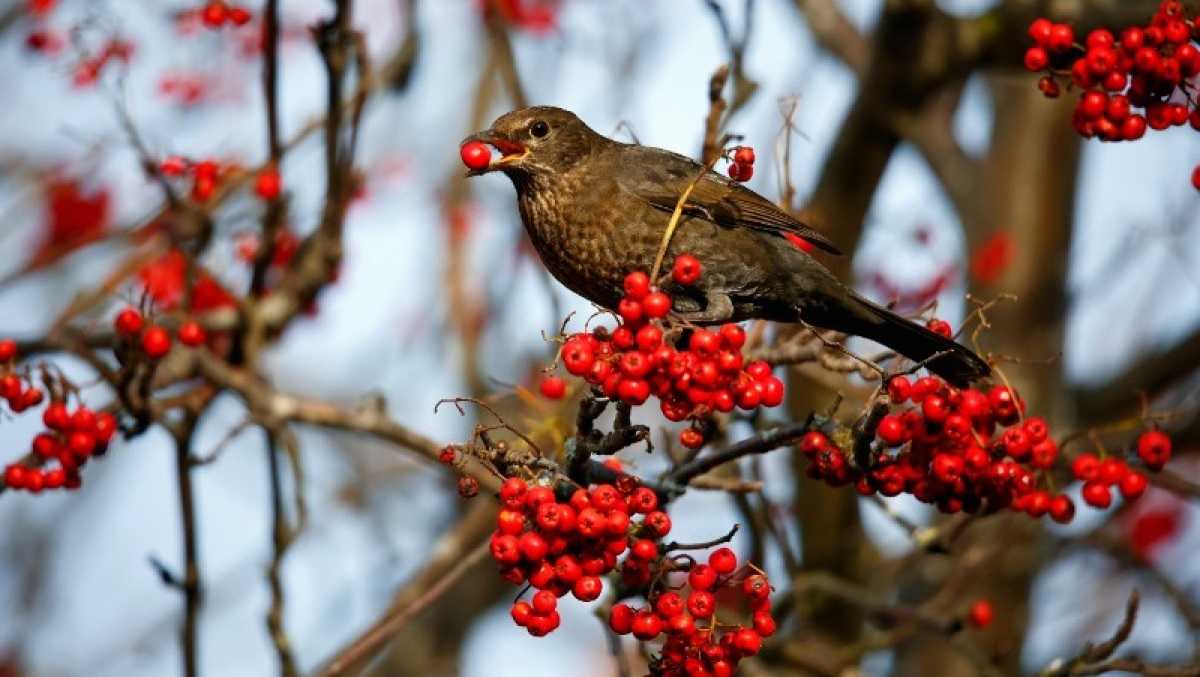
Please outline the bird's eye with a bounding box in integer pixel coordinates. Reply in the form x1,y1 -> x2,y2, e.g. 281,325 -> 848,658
530,120 -> 550,138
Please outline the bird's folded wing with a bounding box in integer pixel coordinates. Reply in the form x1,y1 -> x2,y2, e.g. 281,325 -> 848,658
615,152 -> 843,255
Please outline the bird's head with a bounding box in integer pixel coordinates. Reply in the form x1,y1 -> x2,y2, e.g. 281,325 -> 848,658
463,106 -> 602,180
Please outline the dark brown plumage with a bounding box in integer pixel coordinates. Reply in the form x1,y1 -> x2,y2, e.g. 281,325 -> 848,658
465,106 -> 990,385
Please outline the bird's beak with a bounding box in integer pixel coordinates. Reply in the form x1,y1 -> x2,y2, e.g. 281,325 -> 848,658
462,130 -> 529,175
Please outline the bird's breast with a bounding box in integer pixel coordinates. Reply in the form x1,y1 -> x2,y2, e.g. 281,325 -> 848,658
516,176 -> 656,308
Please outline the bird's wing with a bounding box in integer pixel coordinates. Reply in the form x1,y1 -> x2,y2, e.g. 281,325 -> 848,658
613,147 -> 843,255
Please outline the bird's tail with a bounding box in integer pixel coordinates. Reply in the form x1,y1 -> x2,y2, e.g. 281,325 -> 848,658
834,292 -> 991,387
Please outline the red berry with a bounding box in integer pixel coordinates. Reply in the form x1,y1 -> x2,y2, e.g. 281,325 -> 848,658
1119,471 -> 1148,500
114,307 -> 144,336
254,167 -> 282,201
518,531 -> 549,561
968,599 -> 993,628
1028,18 -> 1053,45
1098,457 -> 1128,485
531,589 -> 557,614
727,162 -> 753,182
3,464 -> 26,489
1081,480 -> 1112,508
642,291 -> 671,318
742,574 -> 770,600
623,271 -> 651,299
177,321 -> 207,347
1024,46 -> 1049,71
160,156 -> 188,176
733,146 -> 755,165
922,394 -> 950,424
24,469 -> 44,493
609,603 -> 635,634
459,140 -> 492,171
202,1 -> 227,27
1079,90 -> 1107,119
43,401 -> 69,430
1037,75 -> 1061,98
708,547 -> 737,574
1047,23 -> 1074,52
228,6 -> 251,25
678,426 -> 704,449
572,576 -> 603,601
511,601 -> 533,627
1049,495 -> 1075,524
1120,27 -> 1144,51
643,510 -> 671,537
539,375 -> 566,399
876,414 -> 907,446
1137,430 -> 1172,470
561,338 -> 595,376
95,412 -> 118,442
141,325 -> 172,359
688,563 -> 717,590
687,590 -> 715,618
732,627 -> 762,655
1121,115 -> 1147,140
631,612 -> 663,640
672,254 -> 702,285
887,375 -> 911,403
654,591 -> 685,618
799,431 -> 828,456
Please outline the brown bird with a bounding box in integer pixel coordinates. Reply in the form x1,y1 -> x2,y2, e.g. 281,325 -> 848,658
465,106 -> 989,385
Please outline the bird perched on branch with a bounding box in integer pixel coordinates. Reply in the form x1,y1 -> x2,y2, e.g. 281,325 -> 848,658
463,106 -> 989,385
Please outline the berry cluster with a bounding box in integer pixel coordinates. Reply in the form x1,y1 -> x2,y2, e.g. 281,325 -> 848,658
114,307 -> 208,360
200,2 -> 252,29
0,340 -> 44,415
1023,2 -> 1200,187
71,39 -> 134,88
139,250 -> 237,313
548,259 -> 785,449
235,228 -> 299,269
159,157 -> 227,202
726,146 -> 755,182
492,476 -> 672,636
3,400 -> 117,493
797,374 -> 1169,523
609,547 -> 775,676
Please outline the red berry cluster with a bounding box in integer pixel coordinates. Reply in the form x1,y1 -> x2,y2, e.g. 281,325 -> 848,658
159,157 -> 230,201
3,400 -> 117,493
235,228 -> 299,267
550,258 -> 785,449
1024,2 -> 1200,187
493,477 -> 672,636
609,548 -> 775,676
726,146 -> 755,182
158,72 -> 211,107
114,307 -> 207,360
1067,428 -> 1170,509
796,375 -> 1163,523
200,2 -> 252,29
71,39 -> 134,88
0,340 -> 44,415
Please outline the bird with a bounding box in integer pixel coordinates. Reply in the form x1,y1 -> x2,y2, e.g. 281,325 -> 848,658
463,106 -> 990,385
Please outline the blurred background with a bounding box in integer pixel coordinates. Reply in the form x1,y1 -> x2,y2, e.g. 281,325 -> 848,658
0,0 -> 1198,675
